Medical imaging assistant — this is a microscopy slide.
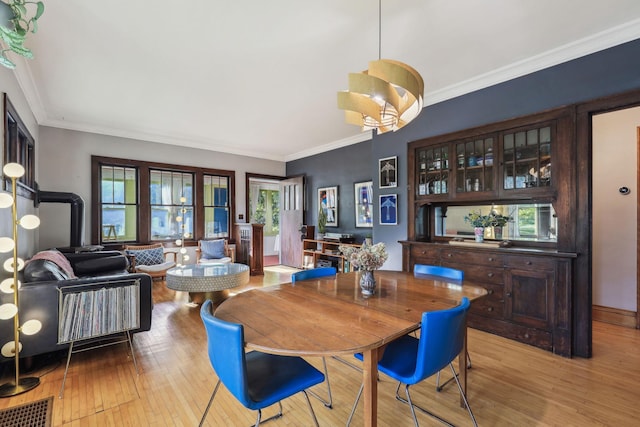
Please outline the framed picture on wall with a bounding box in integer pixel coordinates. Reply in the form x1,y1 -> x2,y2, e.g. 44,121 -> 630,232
379,194 -> 397,225
318,186 -> 338,227
354,181 -> 373,228
379,156 -> 397,188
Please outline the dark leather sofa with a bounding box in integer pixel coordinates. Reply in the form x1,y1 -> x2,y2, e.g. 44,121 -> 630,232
0,250 -> 153,361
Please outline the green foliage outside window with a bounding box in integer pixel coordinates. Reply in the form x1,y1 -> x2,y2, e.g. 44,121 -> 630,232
252,189 -> 279,236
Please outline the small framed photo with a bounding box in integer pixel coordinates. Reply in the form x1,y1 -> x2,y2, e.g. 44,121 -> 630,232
318,186 -> 338,227
379,194 -> 397,225
354,181 -> 373,228
378,156 -> 397,188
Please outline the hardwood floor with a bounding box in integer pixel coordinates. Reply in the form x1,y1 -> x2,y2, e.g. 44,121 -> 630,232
1,269 -> 639,426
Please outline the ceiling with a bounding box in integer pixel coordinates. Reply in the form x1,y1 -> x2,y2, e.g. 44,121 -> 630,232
12,0 -> 640,162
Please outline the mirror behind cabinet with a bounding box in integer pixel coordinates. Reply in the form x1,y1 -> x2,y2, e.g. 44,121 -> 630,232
416,203 -> 557,243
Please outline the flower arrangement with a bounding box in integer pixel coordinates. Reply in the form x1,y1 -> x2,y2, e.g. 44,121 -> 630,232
339,242 -> 388,271
487,212 -> 510,227
465,211 -> 511,228
464,211 -> 491,228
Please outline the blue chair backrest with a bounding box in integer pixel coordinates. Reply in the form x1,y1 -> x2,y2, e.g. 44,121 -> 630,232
291,267 -> 337,283
412,297 -> 470,383
413,264 -> 463,281
200,300 -> 251,407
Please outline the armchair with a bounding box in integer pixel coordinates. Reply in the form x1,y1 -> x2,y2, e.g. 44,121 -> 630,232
124,243 -> 176,280
196,239 -> 235,264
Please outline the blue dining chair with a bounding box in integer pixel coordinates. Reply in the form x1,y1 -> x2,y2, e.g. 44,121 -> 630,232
347,298 -> 477,427
199,300 -> 325,427
413,264 -> 463,281
292,267 -> 337,283
291,266 -> 337,408
413,263 -> 471,391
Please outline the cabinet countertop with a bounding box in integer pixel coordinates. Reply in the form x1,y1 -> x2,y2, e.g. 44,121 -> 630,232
399,240 -> 577,258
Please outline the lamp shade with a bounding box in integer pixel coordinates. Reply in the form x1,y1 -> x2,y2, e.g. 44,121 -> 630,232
3,257 -> 24,273
21,319 -> 42,335
1,341 -> 20,358
0,193 -> 13,209
0,278 -> 17,293
0,303 -> 18,320
0,237 -> 14,253
19,214 -> 40,230
338,59 -> 424,133
3,163 -> 25,178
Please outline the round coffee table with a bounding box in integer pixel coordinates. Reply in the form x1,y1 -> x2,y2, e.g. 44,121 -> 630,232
166,263 -> 250,304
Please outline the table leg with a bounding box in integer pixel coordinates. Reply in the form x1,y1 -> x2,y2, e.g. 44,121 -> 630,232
362,347 -> 378,427
459,324 -> 468,407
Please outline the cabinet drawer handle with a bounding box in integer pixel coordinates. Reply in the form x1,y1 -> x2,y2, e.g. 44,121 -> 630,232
506,292 -> 512,297
487,289 -> 494,295
487,272 -> 494,277
526,261 -> 532,265
421,250 -> 426,254
447,253 -> 452,257
488,257 -> 494,262
487,307 -> 493,312
524,333 -> 530,339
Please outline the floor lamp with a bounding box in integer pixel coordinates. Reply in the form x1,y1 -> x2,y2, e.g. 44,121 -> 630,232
0,162 -> 42,397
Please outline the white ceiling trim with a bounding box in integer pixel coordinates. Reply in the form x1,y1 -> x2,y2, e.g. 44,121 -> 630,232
284,131 -> 374,162
12,18 -> 640,163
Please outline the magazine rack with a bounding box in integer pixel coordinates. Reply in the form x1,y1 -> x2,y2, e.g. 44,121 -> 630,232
57,279 -> 141,398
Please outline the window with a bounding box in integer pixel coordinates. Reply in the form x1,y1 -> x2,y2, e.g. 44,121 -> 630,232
100,165 -> 137,241
203,174 -> 229,238
150,170 -> 193,240
92,156 -> 234,245
3,95 -> 35,197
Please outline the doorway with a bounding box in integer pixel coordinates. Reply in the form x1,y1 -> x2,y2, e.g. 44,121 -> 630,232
591,107 -> 639,328
247,176 -> 281,267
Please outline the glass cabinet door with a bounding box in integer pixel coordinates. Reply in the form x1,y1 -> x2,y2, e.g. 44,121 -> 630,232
416,145 -> 449,197
502,125 -> 552,192
455,136 -> 495,194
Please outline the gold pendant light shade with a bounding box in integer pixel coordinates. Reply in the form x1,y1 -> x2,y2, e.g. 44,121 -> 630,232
338,59 -> 424,134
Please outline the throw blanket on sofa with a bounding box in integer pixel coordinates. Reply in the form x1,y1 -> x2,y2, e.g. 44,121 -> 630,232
28,250 -> 77,278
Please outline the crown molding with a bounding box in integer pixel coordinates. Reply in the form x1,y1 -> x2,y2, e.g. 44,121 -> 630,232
284,131 -> 373,162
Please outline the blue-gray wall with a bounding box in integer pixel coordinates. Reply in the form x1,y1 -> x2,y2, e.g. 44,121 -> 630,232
287,38 -> 640,270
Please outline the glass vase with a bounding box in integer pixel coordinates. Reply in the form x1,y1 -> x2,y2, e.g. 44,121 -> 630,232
360,270 -> 376,296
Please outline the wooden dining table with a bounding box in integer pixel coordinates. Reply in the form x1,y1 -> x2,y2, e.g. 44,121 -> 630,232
214,270 -> 487,427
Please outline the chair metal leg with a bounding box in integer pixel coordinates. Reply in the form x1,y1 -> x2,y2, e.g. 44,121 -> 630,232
395,364 -> 477,427
449,362 -> 478,427
302,390 -> 320,427
436,350 -> 472,392
346,383 -> 364,426
199,380 -> 221,427
308,357 -> 333,408
332,355 -> 363,372
254,402 -> 283,426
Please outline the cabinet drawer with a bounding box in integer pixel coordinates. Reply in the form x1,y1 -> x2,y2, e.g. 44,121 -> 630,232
505,256 -> 555,271
469,283 -> 504,319
410,245 -> 440,260
442,262 -> 504,285
441,250 -> 504,267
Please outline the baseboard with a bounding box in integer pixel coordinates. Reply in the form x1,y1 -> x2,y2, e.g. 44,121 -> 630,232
592,305 -> 637,328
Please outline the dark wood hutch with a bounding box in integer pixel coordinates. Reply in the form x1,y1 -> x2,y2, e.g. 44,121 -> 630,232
402,107 -> 578,357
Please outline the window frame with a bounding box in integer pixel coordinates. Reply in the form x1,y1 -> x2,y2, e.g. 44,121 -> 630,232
3,94 -> 36,198
91,155 -> 235,246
